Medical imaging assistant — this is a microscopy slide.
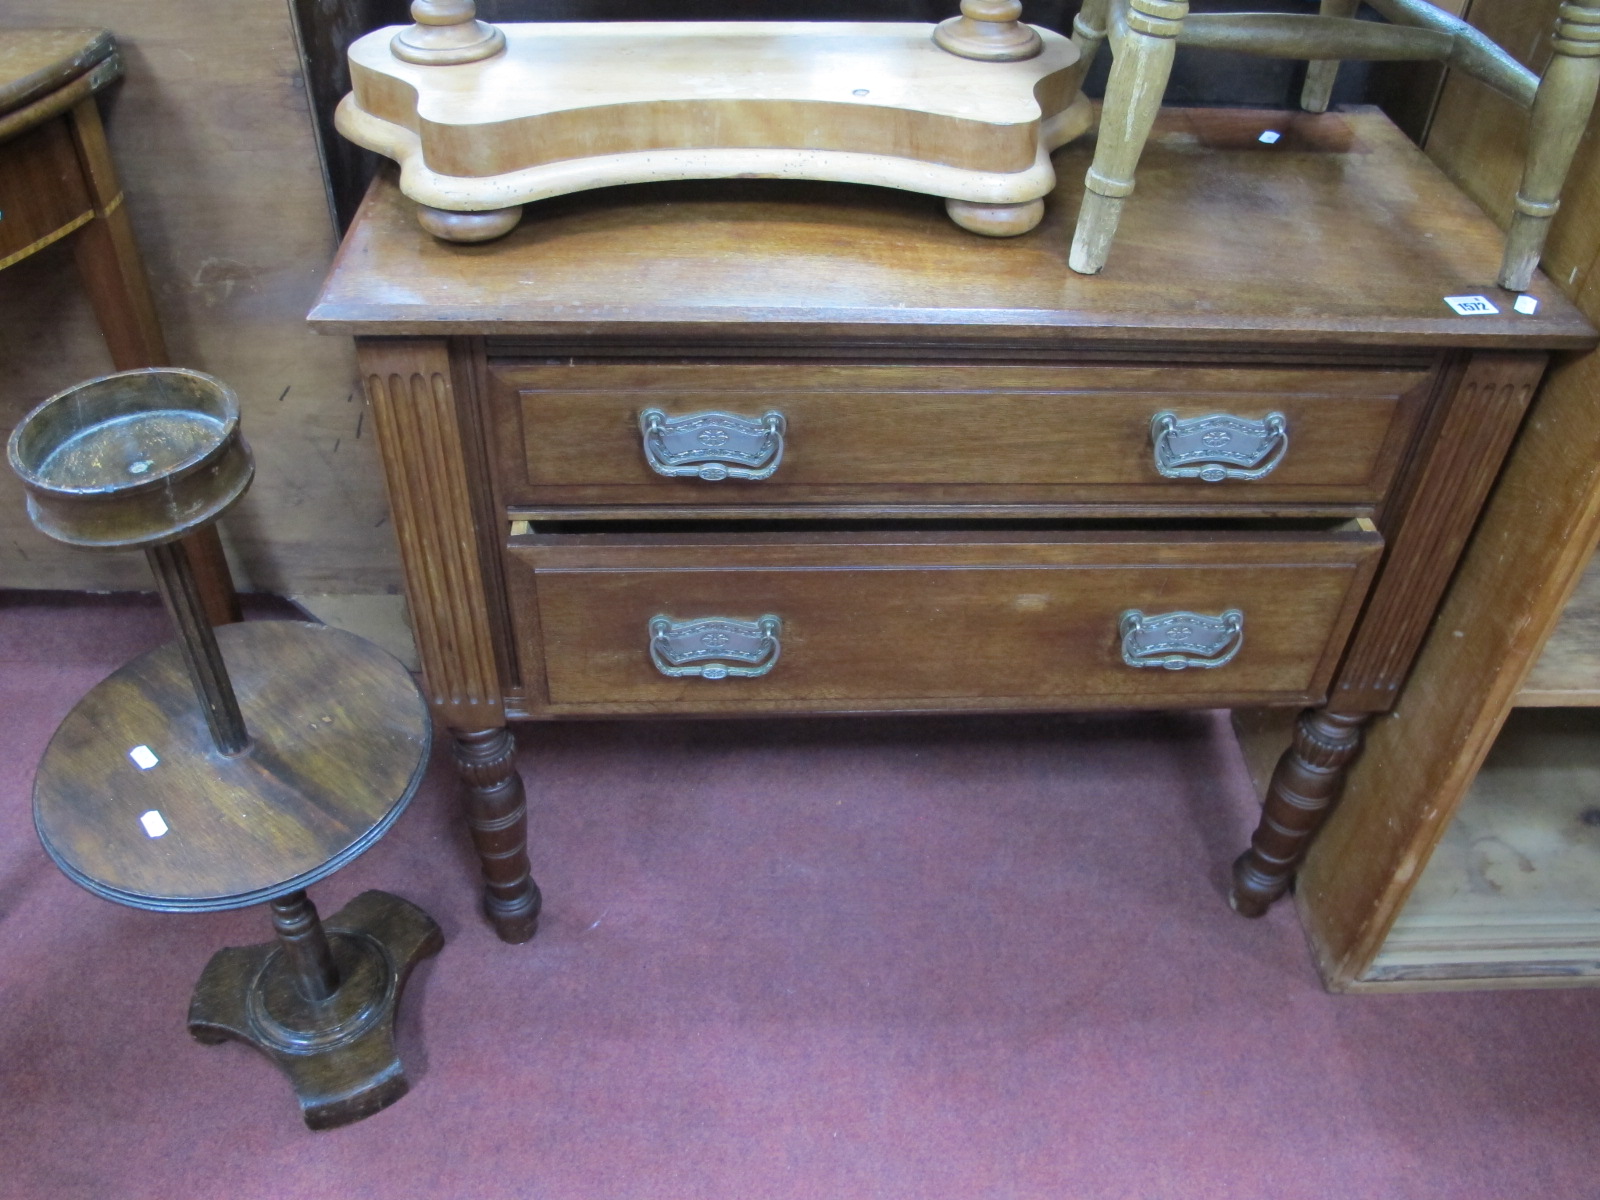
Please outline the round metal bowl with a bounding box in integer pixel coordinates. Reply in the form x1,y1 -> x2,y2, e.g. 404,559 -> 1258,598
6,367 -> 253,549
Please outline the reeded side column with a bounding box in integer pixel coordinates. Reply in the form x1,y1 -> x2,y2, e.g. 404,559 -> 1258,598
1069,0 -> 1189,274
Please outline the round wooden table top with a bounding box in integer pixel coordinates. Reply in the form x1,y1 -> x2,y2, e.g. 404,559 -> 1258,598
33,620 -> 432,913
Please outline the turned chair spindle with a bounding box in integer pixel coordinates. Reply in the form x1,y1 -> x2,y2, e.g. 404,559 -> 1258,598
1070,0 -> 1600,290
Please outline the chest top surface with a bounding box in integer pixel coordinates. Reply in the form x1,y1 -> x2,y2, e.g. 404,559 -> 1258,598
310,106 -> 1594,352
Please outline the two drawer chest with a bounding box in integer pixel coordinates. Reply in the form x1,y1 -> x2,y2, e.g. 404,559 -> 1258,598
310,107 -> 1596,945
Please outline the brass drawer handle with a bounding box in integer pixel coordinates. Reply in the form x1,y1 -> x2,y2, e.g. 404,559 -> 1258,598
649,614 -> 783,680
1151,411 -> 1288,482
1120,609 -> 1244,670
639,408 -> 786,481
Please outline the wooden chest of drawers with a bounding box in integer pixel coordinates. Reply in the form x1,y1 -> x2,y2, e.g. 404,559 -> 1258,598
311,107 -> 1595,945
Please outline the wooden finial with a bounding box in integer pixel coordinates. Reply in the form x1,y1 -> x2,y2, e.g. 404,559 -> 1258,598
934,0 -> 1045,62
392,0 -> 505,66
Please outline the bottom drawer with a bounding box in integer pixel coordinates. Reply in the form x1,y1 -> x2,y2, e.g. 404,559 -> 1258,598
507,525 -> 1382,715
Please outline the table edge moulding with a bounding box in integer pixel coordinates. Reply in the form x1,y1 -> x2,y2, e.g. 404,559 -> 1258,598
311,86 -> 1596,948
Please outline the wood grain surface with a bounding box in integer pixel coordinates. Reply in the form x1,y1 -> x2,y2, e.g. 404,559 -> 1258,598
0,4 -> 399,598
0,26 -> 111,117
492,360 -> 1429,508
1518,555 -> 1600,705
507,526 -> 1381,715
0,118 -> 92,270
32,620 -> 430,912
1330,351 -> 1548,709
346,21 -> 1079,176
1298,273 -> 1600,987
310,108 -> 1595,349
359,336 -> 510,731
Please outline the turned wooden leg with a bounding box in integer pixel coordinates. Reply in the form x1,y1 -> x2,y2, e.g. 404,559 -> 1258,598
391,0 -> 506,66
1060,0 -> 1111,97
1500,1 -> 1600,291
1230,708 -> 1368,917
934,0 -> 1044,62
267,891 -> 343,1002
1069,0 -> 1189,275
1299,0 -> 1359,114
452,728 -> 541,944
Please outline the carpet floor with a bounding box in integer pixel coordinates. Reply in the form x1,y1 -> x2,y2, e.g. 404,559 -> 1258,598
3,591 -> 1599,1200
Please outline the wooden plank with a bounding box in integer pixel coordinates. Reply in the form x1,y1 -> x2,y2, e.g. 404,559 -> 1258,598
0,3 -> 401,597
1295,262 -> 1600,990
1289,0 -> 1600,990
1361,708 -> 1600,986
1518,554 -> 1600,704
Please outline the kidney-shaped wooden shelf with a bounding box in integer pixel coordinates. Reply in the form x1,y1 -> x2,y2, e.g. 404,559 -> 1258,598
336,21 -> 1089,240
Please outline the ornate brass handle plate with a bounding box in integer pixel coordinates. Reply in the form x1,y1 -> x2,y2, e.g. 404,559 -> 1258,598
649,615 -> 783,680
1150,411 -> 1288,482
639,408 -> 786,481
1120,609 -> 1244,670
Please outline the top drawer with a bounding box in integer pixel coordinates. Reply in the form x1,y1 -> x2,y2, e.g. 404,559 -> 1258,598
488,361 -> 1432,510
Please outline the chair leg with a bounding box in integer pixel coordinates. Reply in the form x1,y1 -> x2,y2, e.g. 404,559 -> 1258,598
1300,0 -> 1360,112
1501,1 -> 1600,291
1060,0 -> 1111,98
1069,0 -> 1189,275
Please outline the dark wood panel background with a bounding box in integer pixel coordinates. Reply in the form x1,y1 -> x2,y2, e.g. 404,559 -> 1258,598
291,0 -> 1384,230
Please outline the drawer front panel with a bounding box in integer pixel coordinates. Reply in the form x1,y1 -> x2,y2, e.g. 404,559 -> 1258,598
508,529 -> 1382,714
491,362 -> 1430,508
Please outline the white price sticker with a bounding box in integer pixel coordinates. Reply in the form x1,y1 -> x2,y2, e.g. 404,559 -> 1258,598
139,810 -> 169,838
1514,295 -> 1540,315
129,745 -> 159,770
1258,130 -> 1281,144
1444,295 -> 1500,316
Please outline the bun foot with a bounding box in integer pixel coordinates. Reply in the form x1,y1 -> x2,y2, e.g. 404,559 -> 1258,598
945,197 -> 1046,237
417,204 -> 523,243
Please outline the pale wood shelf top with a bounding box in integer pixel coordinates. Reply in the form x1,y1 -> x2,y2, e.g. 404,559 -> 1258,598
338,21 -> 1084,217
353,22 -> 1072,135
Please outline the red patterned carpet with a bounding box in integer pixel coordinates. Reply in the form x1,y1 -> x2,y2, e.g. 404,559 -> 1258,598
4,591 -> 1600,1200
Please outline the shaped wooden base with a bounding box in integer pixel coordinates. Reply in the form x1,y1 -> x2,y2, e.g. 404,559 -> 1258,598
188,891 -> 443,1131
337,21 -> 1088,243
